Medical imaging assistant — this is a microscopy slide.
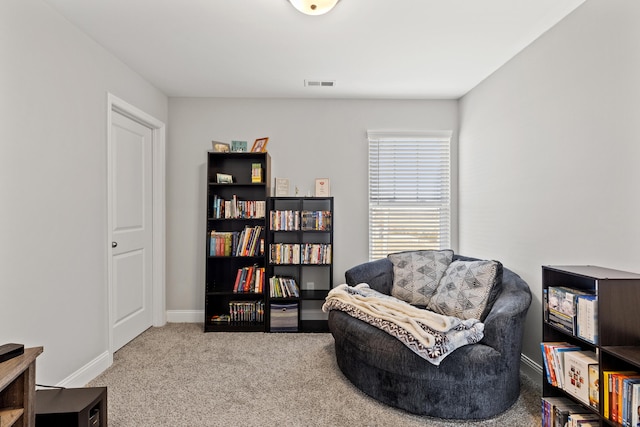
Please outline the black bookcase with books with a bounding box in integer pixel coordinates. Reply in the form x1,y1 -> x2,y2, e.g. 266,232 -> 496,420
541,265 -> 640,426
266,197 -> 333,332
204,152 -> 270,332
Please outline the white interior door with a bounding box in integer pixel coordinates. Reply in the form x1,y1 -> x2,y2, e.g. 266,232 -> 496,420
110,110 -> 154,351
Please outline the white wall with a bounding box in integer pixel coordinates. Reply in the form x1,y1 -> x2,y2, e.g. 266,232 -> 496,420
166,98 -> 458,315
0,0 -> 167,385
459,0 -> 640,368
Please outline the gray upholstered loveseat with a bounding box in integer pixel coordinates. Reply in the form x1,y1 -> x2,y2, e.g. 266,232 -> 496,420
327,254 -> 531,420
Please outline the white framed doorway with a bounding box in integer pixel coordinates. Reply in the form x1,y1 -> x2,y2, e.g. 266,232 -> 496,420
107,93 -> 166,354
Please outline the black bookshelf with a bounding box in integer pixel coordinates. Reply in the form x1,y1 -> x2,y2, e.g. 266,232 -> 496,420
266,197 -> 334,332
204,152 -> 270,332
541,265 -> 640,425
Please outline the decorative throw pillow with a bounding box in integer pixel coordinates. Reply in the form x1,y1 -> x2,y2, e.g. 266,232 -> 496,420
427,259 -> 503,321
388,250 -> 454,306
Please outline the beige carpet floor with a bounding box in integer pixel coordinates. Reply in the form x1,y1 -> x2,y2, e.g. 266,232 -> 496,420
87,323 -> 541,426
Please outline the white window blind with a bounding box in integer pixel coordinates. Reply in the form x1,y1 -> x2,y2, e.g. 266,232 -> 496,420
367,131 -> 452,260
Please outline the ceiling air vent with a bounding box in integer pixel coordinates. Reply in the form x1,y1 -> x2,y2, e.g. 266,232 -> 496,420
304,80 -> 335,87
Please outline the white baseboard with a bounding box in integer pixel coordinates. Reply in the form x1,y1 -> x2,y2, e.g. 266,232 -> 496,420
54,350 -> 112,388
166,309 -> 203,323
520,353 -> 543,382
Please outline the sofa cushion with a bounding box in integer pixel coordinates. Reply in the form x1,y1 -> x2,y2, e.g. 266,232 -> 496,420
388,250 -> 454,306
427,259 -> 503,321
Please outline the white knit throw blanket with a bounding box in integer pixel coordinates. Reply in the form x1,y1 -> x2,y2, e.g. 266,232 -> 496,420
322,283 -> 484,365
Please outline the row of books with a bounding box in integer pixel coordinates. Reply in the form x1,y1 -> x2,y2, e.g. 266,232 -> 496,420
208,226 -> 264,257
544,286 -> 598,344
229,300 -> 264,323
541,342 -> 598,408
209,231 -> 235,256
301,210 -> 332,231
268,243 -> 332,265
301,243 -> 332,264
269,277 -> 299,298
603,370 -> 640,425
236,226 -> 263,257
269,210 -> 332,231
270,210 -> 300,231
210,195 -> 266,219
542,345 -> 640,426
233,265 -> 265,294
541,396 -> 599,427
209,300 -> 265,324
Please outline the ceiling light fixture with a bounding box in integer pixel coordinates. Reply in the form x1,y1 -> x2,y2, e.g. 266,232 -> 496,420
288,0 -> 340,16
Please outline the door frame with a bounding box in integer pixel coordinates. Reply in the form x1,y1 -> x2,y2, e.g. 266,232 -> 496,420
107,93 -> 166,356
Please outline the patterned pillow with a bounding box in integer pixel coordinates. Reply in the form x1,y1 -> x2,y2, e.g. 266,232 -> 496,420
388,250 -> 454,306
427,260 -> 503,321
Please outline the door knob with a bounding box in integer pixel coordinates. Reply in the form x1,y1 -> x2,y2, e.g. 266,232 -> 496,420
112,242 -> 118,248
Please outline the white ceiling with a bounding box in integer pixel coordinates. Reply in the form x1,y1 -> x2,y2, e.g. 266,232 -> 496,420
42,0 -> 586,99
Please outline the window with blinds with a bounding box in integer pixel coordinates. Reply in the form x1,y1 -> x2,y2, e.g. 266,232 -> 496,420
367,131 -> 452,261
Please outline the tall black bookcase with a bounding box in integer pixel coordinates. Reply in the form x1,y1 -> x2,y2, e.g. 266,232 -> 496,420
266,197 -> 334,332
204,152 -> 270,332
541,265 -> 640,425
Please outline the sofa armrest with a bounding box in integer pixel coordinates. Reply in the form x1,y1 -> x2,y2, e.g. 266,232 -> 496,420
480,269 -> 532,361
344,258 -> 394,295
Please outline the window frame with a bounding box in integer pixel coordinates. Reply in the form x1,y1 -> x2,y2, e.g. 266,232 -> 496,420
367,130 -> 453,261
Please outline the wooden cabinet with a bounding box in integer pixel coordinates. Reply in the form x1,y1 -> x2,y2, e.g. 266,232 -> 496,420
204,152 -> 270,332
0,347 -> 43,427
542,265 -> 640,425
266,197 -> 333,332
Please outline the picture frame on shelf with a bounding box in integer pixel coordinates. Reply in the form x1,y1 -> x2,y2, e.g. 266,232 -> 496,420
231,140 -> 248,152
274,177 -> 290,196
216,173 -> 234,184
315,178 -> 330,197
212,141 -> 230,152
251,137 -> 269,153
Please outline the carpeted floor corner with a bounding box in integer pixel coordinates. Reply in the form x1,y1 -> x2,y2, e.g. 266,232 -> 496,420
88,323 -> 541,426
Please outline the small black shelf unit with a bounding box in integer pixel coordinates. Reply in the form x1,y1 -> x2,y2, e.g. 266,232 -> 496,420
266,197 -> 334,332
204,151 -> 270,332
541,264 -> 640,425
